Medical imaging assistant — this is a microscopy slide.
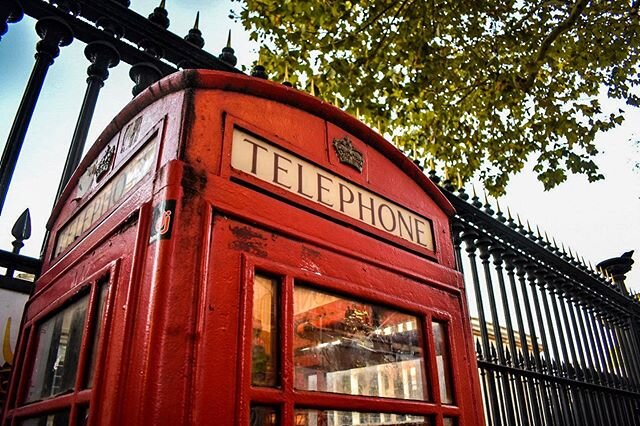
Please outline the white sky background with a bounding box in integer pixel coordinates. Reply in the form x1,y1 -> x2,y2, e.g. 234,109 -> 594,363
0,0 -> 638,290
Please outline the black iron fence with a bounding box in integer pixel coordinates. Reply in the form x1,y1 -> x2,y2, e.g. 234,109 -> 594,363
1,1 -> 639,424
433,173 -> 640,426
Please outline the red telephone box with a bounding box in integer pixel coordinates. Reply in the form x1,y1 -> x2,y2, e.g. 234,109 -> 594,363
3,70 -> 484,426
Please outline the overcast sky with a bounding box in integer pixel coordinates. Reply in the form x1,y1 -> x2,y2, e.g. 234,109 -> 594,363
1,0 -> 638,290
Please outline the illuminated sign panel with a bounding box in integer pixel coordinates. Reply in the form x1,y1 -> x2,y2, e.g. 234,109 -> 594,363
54,138 -> 157,257
231,129 -> 435,251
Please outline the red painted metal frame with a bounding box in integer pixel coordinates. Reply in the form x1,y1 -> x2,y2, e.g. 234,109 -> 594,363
218,219 -> 474,426
4,70 -> 483,426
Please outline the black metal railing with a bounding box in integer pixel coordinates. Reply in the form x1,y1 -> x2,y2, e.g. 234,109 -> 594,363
430,172 -> 640,426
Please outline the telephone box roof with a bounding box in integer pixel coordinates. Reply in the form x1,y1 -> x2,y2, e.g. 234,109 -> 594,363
54,70 -> 454,223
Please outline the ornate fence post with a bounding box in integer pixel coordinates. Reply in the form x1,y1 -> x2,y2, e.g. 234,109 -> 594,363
0,16 -> 73,213
0,0 -> 23,40
56,41 -> 120,198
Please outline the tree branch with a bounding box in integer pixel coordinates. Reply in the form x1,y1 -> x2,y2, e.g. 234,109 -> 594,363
520,0 -> 591,91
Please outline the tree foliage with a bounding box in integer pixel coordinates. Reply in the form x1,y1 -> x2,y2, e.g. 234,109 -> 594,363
232,0 -> 640,193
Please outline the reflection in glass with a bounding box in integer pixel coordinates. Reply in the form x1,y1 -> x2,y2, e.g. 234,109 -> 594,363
293,287 -> 428,401
294,409 -> 432,426
77,406 -> 90,426
27,295 -> 89,402
432,322 -> 454,404
20,410 -> 69,426
252,275 -> 278,387
443,418 -> 457,426
250,405 -> 278,426
87,282 -> 109,388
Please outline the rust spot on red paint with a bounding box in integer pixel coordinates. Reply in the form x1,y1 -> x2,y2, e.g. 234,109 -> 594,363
229,225 -> 268,257
182,165 -> 207,200
301,245 -> 321,259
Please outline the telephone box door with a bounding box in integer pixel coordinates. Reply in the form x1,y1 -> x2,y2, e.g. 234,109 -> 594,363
195,215 -> 481,426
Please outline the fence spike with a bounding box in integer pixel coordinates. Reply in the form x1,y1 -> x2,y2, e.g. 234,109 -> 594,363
457,181 -> 469,201
475,338 -> 483,358
218,30 -> 237,66
471,185 -> 482,208
428,167 -> 440,184
482,190 -> 494,215
6,209 -> 31,277
282,64 -> 292,87
495,199 -> 506,223
525,220 -> 535,239
580,255 -> 587,267
184,11 -> 204,48
250,49 -> 268,79
506,207 -> 517,229
11,208 -> 31,242
490,343 -> 497,362
148,0 -> 170,29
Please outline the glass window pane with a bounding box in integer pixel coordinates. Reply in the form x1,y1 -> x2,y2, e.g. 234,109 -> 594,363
77,406 -> 90,426
86,282 -> 109,388
443,418 -> 457,426
252,275 -> 278,387
432,321 -> 454,404
19,410 -> 70,426
294,409 -> 432,426
26,295 -> 89,402
250,405 -> 278,426
293,286 -> 428,401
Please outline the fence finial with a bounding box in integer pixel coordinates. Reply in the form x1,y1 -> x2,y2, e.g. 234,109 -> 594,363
218,30 -> 237,66
148,0 -> 170,29
482,190 -> 494,215
495,199 -> 506,222
251,49 -> 268,79
471,185 -> 482,208
309,78 -> 316,96
6,209 -> 31,278
456,174 -> 469,200
184,12 -> 204,48
1,1 -> 23,41
11,208 -> 31,243
282,64 -> 292,87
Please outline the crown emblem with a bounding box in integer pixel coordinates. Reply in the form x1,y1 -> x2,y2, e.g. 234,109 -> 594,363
332,136 -> 363,172
94,144 -> 115,182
